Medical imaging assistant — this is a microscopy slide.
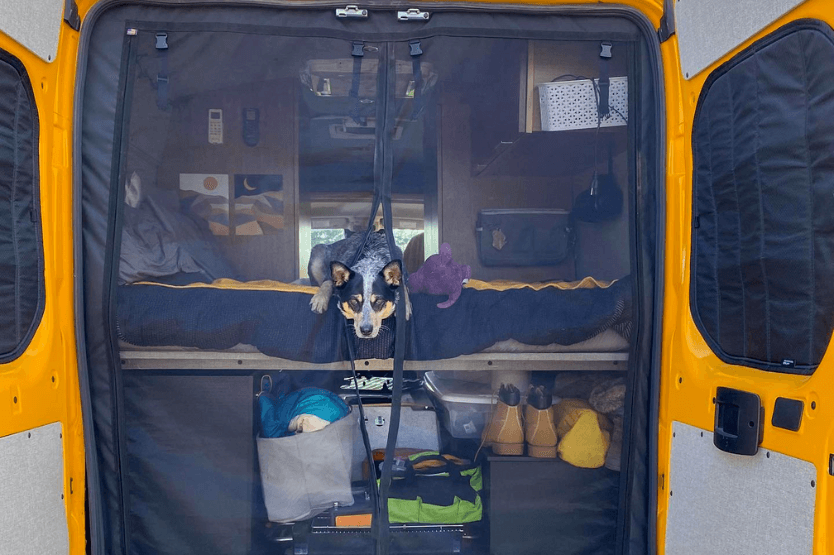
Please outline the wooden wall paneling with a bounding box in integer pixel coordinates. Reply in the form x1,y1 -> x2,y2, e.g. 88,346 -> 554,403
159,78 -> 299,282
438,95 -> 576,283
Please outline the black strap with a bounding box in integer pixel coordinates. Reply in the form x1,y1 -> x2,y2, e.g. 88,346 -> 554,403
155,33 -> 169,110
597,42 -> 612,119
376,42 -> 409,555
409,40 -> 423,120
341,41 -> 410,555
344,325 -> 380,531
345,41 -> 379,267
376,280 -> 406,555
349,41 -> 365,125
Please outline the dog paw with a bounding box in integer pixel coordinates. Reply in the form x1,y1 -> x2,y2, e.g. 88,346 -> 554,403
310,291 -> 330,314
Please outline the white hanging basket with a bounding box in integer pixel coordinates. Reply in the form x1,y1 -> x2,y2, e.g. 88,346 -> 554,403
536,76 -> 628,132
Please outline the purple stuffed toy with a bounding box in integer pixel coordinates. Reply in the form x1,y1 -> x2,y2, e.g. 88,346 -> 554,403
407,243 -> 471,308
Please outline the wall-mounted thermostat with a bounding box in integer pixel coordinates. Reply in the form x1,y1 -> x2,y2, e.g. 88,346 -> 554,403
208,109 -> 223,144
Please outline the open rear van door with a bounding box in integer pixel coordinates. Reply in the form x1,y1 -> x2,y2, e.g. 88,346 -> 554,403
659,0 -> 834,553
0,1 -> 86,554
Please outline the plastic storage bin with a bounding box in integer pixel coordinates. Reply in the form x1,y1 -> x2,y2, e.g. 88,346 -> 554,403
424,372 -> 495,439
536,76 -> 628,132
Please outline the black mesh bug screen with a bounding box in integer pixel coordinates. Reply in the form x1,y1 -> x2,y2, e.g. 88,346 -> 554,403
77,5 -> 661,555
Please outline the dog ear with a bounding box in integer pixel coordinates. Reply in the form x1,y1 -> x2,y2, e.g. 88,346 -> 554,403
331,262 -> 354,288
381,260 -> 403,288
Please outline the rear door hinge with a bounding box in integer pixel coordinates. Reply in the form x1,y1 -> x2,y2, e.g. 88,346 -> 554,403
336,5 -> 369,19
64,0 -> 81,31
657,0 -> 676,43
397,8 -> 430,22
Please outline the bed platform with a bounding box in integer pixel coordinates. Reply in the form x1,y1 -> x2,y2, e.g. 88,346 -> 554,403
117,276 -> 631,371
119,339 -> 629,371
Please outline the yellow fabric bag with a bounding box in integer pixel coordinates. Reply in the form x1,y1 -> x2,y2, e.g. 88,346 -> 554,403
552,399 -> 612,469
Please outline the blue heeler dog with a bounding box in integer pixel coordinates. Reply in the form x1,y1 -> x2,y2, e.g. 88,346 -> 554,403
308,230 -> 411,339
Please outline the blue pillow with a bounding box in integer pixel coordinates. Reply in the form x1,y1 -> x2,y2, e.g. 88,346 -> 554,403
259,388 -> 350,438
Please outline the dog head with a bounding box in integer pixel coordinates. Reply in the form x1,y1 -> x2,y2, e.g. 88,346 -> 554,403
331,259 -> 403,339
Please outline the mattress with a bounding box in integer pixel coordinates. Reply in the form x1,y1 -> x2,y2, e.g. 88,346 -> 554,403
116,276 -> 632,363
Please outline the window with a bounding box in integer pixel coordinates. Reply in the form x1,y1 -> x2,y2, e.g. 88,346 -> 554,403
691,21 -> 834,373
0,50 -> 43,361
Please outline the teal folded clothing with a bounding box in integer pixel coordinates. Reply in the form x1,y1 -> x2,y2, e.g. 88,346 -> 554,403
259,387 -> 350,438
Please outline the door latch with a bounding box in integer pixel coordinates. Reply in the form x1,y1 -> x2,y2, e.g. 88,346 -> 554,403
397,8 -> 430,21
336,5 -> 368,18
713,387 -> 764,456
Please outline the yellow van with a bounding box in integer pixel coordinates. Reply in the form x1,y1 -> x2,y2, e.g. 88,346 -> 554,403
1,1 -> 832,554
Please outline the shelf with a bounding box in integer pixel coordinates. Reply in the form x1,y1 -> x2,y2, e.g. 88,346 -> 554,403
472,127 -> 627,178
470,39 -> 630,178
119,348 -> 628,372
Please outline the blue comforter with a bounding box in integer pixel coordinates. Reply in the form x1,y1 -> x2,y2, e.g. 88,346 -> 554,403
117,277 -> 631,363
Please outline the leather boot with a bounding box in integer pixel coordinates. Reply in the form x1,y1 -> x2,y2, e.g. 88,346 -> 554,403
525,385 -> 558,458
482,384 -> 524,455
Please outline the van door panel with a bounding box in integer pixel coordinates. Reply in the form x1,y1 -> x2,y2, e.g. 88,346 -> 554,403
0,11 -> 86,555
661,0 -> 834,552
